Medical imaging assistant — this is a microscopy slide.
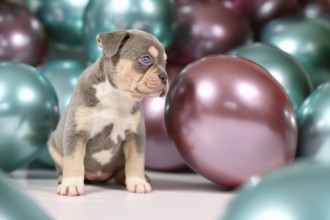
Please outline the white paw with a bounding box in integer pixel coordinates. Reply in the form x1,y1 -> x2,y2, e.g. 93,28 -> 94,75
126,177 -> 152,193
57,177 -> 84,196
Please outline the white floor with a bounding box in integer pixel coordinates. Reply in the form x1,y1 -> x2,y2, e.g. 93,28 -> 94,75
10,169 -> 235,220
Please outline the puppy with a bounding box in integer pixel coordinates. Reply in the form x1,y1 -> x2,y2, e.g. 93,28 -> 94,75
48,30 -> 168,196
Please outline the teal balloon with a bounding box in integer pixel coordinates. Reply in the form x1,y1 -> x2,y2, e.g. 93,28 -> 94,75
222,160 -> 330,220
229,43 -> 313,113
261,17 -> 330,87
0,171 -> 50,220
26,0 -> 89,49
297,82 -> 330,161
0,62 -> 58,172
40,59 -> 86,115
84,0 -> 177,61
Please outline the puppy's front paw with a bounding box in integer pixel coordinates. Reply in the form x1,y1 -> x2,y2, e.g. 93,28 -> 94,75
126,177 -> 152,193
57,177 -> 84,196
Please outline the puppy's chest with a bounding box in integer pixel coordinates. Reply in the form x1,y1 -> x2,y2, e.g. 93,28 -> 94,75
88,80 -> 140,144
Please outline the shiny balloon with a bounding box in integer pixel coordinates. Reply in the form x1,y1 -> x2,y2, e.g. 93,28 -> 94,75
25,0 -> 89,49
261,17 -> 330,88
0,2 -> 47,66
168,1 -> 251,65
297,82 -> 330,161
229,43 -> 313,113
144,64 -> 187,171
84,0 -> 177,62
40,59 -> 86,115
221,160 -> 330,220
0,171 -> 51,219
0,62 -> 58,172
232,0 -> 299,24
165,55 -> 298,187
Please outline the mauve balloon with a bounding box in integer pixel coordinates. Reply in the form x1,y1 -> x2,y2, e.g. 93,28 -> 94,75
168,1 -> 251,65
232,0 -> 299,24
0,2 -> 47,66
144,64 -> 187,171
165,55 -> 298,187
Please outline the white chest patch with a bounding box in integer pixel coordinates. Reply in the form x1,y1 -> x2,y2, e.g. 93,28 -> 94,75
92,149 -> 114,166
89,80 -> 139,144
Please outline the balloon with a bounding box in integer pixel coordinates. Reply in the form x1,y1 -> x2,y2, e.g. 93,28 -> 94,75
0,171 -> 51,219
0,62 -> 58,172
144,64 -> 187,171
232,0 -> 299,24
165,55 -> 298,187
83,0 -> 177,62
261,17 -> 330,88
25,0 -> 89,49
297,82 -> 330,161
229,43 -> 313,113
221,160 -> 330,220
168,1 -> 251,65
40,59 -> 86,114
0,2 -> 47,66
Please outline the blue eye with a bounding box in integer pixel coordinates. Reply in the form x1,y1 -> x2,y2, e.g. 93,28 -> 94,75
139,55 -> 152,65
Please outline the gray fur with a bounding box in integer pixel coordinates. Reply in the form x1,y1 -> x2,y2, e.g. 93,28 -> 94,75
48,29 -> 167,186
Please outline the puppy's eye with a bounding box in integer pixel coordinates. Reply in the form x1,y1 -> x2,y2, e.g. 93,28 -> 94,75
139,55 -> 152,65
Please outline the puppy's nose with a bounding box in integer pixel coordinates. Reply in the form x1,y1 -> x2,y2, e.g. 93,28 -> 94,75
158,73 -> 168,85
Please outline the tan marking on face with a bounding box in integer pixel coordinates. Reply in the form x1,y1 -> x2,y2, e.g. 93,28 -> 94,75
148,46 -> 159,58
63,138 -> 86,178
48,142 -> 63,169
163,52 -> 167,62
75,106 -> 92,132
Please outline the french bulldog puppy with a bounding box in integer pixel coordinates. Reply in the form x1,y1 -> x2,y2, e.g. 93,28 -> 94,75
48,30 -> 168,196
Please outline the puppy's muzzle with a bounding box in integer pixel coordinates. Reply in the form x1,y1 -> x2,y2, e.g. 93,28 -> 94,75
158,72 -> 168,85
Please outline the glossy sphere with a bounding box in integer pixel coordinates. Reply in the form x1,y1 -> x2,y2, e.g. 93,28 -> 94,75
144,65 -> 186,171
40,59 -> 86,114
297,82 -> 330,161
0,171 -> 50,219
0,2 -> 47,66
229,43 -> 313,113
232,0 -> 299,24
168,1 -> 251,65
261,17 -> 330,87
166,55 -> 297,187
222,161 -> 330,220
26,0 -> 89,49
0,62 -> 58,172
84,0 -> 176,62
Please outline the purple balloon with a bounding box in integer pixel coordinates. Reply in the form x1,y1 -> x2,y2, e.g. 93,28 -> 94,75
168,1 -> 251,66
165,55 -> 298,187
144,65 -> 187,171
0,2 -> 47,66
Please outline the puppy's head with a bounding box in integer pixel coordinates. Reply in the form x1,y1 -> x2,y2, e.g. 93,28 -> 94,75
96,30 -> 168,100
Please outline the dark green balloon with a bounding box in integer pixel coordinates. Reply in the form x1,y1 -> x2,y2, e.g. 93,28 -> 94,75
40,59 -> 86,114
26,0 -> 89,49
0,171 -> 50,220
261,17 -> 330,87
297,82 -> 330,161
0,62 -> 58,172
229,43 -> 313,113
84,0 -> 177,61
222,160 -> 330,220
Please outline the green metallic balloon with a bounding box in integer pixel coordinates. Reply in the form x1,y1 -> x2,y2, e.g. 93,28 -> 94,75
261,17 -> 330,87
0,62 -> 58,172
229,43 -> 313,113
26,0 -> 89,49
297,82 -> 330,161
36,59 -> 85,168
0,171 -> 50,219
84,0 -> 177,61
40,59 -> 86,114
221,160 -> 330,220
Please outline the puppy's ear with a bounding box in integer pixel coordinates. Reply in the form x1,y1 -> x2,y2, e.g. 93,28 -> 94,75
96,30 -> 130,57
